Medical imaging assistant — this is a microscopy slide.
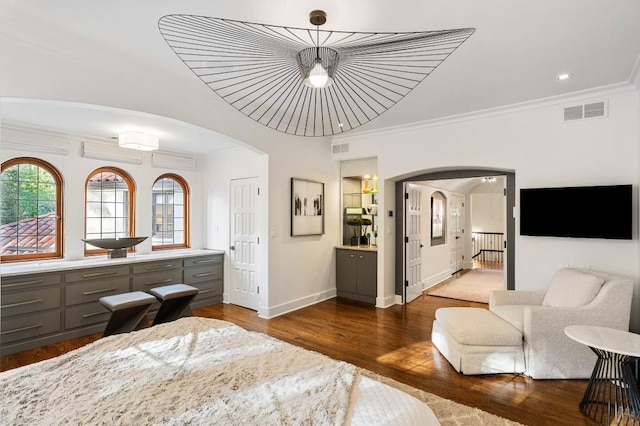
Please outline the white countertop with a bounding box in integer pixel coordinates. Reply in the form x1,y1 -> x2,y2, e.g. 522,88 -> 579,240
565,325 -> 640,357
0,249 -> 225,277
336,245 -> 378,252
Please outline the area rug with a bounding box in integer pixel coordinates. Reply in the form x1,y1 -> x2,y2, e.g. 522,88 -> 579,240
361,369 -> 523,426
427,268 -> 503,304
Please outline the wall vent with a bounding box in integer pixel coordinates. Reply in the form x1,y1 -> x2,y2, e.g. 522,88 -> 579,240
332,143 -> 349,154
563,100 -> 607,122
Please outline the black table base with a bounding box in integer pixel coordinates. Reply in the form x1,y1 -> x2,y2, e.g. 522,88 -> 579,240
580,348 -> 640,425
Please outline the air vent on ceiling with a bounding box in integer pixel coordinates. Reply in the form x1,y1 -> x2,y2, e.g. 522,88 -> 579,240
563,100 -> 607,122
332,143 -> 350,154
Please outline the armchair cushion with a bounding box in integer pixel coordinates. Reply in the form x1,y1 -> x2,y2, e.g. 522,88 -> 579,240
541,268 -> 604,308
490,305 -> 528,333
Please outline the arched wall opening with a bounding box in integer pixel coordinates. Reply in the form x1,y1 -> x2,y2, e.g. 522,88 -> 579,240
394,168 -> 516,301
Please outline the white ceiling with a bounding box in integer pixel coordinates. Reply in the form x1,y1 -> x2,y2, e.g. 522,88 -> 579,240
1,0 -> 639,153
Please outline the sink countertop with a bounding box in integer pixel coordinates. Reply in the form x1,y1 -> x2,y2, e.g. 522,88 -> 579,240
0,249 -> 225,277
336,245 -> 378,252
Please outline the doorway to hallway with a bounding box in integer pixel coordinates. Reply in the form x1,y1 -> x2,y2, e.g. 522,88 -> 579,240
396,169 -> 515,304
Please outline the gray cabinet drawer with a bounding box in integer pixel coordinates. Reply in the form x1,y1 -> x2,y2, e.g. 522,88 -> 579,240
183,255 -> 222,268
65,276 -> 130,306
1,272 -> 61,291
0,310 -> 61,344
191,279 -> 223,299
184,265 -> 222,284
65,266 -> 129,283
65,302 -> 111,329
1,287 -> 61,318
132,260 -> 181,274
131,269 -> 183,291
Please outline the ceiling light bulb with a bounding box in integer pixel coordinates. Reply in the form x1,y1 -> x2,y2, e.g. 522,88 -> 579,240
307,60 -> 331,88
556,73 -> 573,81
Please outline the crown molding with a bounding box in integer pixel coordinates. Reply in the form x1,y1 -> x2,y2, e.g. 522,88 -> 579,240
333,82 -> 637,144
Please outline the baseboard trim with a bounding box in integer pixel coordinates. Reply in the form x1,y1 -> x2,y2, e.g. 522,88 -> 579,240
258,288 -> 337,319
376,295 -> 397,308
424,269 -> 452,290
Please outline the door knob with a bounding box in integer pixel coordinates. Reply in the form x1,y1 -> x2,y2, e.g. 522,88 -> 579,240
230,245 -> 235,250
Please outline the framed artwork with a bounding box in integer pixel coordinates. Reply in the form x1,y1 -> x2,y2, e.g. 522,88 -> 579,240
291,178 -> 324,236
430,191 -> 446,246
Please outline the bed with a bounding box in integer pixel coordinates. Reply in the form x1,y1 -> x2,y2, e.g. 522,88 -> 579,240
0,317 -> 439,425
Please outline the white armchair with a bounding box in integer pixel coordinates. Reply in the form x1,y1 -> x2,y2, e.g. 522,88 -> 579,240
489,268 -> 633,379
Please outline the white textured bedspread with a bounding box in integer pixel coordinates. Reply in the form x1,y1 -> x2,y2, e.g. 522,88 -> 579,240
1,317 -> 440,425
1,317 -> 357,425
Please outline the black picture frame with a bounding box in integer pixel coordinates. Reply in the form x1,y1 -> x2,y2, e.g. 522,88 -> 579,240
291,178 -> 324,236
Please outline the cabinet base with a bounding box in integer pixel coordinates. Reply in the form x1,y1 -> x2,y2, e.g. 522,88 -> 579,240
336,291 -> 375,305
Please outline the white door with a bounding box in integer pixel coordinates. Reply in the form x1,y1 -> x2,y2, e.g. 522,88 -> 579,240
229,178 -> 260,310
405,183 -> 423,304
450,194 -> 464,274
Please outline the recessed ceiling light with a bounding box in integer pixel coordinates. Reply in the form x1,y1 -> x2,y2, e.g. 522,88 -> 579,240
556,73 -> 573,81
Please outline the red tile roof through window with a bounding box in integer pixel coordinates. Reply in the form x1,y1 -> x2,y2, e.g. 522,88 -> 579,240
0,211 -> 57,254
88,172 -> 123,183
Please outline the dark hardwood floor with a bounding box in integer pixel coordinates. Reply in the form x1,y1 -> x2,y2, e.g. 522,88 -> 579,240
0,294 -> 593,426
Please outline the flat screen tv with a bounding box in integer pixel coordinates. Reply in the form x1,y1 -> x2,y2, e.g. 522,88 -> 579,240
520,184 -> 633,240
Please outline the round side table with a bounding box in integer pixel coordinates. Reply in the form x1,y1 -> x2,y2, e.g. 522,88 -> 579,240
565,325 -> 640,425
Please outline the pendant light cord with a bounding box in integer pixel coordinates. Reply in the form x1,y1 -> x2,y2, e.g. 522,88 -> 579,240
315,24 -> 320,60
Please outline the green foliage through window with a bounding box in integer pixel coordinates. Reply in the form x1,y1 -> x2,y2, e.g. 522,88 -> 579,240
1,163 -> 56,225
0,158 -> 62,259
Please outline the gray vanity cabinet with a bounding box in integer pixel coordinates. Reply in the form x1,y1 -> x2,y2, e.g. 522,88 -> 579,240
131,260 -> 183,313
64,265 -> 130,331
335,248 -> 377,304
1,273 -> 63,346
183,255 -> 224,307
0,252 -> 224,356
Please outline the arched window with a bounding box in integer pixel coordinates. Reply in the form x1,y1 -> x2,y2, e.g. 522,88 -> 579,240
0,157 -> 63,261
430,191 -> 447,246
85,167 -> 135,254
152,174 -> 190,249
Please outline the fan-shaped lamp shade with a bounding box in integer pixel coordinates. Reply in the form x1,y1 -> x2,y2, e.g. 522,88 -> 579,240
118,132 -> 159,151
158,15 -> 475,137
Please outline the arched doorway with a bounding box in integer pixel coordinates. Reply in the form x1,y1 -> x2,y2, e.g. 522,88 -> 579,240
394,169 -> 516,303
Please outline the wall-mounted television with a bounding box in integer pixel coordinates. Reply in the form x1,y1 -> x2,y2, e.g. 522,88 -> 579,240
520,184 -> 633,240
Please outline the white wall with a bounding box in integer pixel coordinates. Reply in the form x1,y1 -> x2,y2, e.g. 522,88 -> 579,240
203,129 -> 341,318
203,147 -> 268,312
260,136 -> 340,317
0,128 -> 206,259
471,194 -> 504,233
335,85 -> 640,332
419,185 -> 457,288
